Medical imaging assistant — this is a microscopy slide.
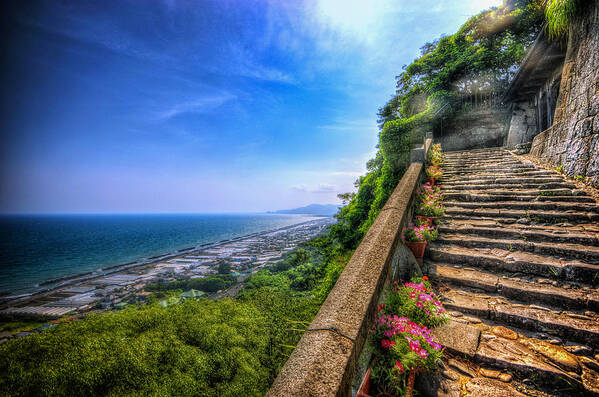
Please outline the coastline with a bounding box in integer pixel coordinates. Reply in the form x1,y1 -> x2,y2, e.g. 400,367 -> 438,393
0,216 -> 331,304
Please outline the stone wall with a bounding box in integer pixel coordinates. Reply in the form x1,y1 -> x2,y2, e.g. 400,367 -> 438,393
506,100 -> 538,148
530,2 -> 599,187
435,107 -> 510,152
267,138 -> 432,397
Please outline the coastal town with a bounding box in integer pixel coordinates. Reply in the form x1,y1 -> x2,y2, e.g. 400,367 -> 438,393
0,217 -> 335,342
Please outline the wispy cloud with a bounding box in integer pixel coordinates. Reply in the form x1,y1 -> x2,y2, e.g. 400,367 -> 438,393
156,93 -> 236,120
290,183 -> 337,194
318,118 -> 377,133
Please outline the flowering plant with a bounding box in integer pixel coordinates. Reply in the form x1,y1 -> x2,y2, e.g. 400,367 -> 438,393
426,165 -> 443,179
418,183 -> 442,203
368,277 -> 447,395
416,198 -> 445,218
383,277 -> 448,328
403,222 -> 438,242
428,143 -> 443,166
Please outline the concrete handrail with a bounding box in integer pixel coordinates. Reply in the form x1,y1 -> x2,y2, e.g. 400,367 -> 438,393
268,135 -> 433,396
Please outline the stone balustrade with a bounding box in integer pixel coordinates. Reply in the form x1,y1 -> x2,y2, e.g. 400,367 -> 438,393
268,135 -> 433,397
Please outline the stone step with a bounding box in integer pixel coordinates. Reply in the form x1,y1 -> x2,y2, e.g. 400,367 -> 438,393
443,192 -> 594,203
442,176 -> 560,185
445,206 -> 599,223
444,150 -> 510,156
427,244 -> 599,282
442,167 -> 538,175
438,221 -> 599,246
441,182 -> 575,190
443,188 -> 576,196
441,171 -> 556,179
442,161 -> 524,168
432,320 -> 599,395
428,263 -> 599,311
444,200 -> 599,213
442,177 -> 565,185
437,289 -> 599,347
436,233 -> 599,263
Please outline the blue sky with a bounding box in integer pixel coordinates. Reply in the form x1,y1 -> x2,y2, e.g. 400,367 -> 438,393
0,0 -> 502,213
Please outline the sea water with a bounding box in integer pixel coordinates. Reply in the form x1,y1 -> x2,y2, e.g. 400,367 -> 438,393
0,213 -> 319,295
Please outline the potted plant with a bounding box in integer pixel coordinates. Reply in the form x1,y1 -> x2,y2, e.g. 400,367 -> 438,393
425,165 -> 443,185
427,143 -> 443,166
366,278 -> 446,397
403,223 -> 438,258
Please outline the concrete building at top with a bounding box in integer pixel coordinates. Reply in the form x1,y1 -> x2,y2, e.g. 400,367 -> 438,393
503,27 -> 566,149
504,3 -> 598,189
434,2 -> 598,187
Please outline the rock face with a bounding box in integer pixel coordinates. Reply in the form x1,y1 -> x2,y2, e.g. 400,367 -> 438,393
530,2 -> 599,188
436,108 -> 510,152
506,102 -> 538,148
427,147 -> 599,396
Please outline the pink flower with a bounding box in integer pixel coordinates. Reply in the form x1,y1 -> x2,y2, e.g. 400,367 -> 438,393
381,339 -> 395,349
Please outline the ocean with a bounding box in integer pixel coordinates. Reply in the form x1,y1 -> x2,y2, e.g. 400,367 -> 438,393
0,213 -> 320,295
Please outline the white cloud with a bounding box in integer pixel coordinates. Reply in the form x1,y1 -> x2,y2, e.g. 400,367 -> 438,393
289,183 -> 336,194
312,183 -> 336,193
318,117 -> 377,133
156,93 -> 236,120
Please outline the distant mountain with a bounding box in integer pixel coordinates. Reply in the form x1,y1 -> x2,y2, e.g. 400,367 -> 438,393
269,204 -> 339,216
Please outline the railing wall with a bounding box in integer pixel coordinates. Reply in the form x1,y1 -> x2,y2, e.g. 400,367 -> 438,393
268,134 -> 433,396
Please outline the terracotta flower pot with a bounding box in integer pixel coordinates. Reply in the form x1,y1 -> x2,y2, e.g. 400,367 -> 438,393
426,177 -> 435,185
405,241 -> 427,258
357,368 -> 373,397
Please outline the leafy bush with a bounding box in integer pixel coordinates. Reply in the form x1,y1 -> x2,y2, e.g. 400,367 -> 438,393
0,299 -> 271,396
145,274 -> 235,293
382,278 -> 448,329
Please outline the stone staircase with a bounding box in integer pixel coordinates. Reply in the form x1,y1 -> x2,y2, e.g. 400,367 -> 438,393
426,147 -> 599,396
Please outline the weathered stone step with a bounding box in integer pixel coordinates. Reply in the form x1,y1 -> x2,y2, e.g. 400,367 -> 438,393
442,177 -> 564,185
436,233 -> 599,263
445,200 -> 599,213
438,289 -> 599,347
432,320 -> 599,395
438,221 -> 599,246
443,192 -> 594,203
442,166 -> 538,175
442,179 -> 567,188
445,206 -> 599,223
441,174 -> 559,183
442,160 -> 523,167
444,150 -> 508,158
428,263 -> 599,311
428,244 -> 599,281
442,182 -> 575,190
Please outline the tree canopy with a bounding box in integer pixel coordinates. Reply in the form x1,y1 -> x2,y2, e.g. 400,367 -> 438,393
332,0 -> 545,251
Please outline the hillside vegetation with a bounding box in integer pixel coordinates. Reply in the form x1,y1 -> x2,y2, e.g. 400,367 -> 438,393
0,1 -> 552,396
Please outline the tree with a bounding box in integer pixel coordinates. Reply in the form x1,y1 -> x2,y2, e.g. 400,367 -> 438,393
218,261 -> 231,274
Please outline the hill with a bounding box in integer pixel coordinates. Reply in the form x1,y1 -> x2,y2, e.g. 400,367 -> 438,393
269,204 -> 339,216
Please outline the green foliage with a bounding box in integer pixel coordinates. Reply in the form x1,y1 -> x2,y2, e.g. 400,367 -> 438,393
333,2 -> 543,253
217,261 -> 232,274
0,300 -> 271,396
146,274 -> 235,293
544,0 -> 581,39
